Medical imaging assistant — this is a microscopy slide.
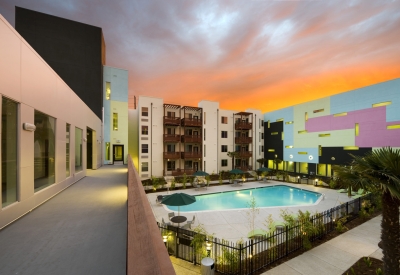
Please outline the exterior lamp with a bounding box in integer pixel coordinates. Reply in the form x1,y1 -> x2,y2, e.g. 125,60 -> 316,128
297,176 -> 300,183
206,241 -> 212,257
315,179 -> 318,186
163,235 -> 168,247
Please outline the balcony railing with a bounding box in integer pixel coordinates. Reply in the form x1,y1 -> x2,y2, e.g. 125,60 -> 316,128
181,118 -> 202,127
235,137 -> 252,144
235,165 -> 253,171
163,134 -> 180,143
235,122 -> 252,130
236,151 -> 253,158
181,135 -> 202,143
163,152 -> 181,159
181,152 -> 202,159
164,116 -> 181,126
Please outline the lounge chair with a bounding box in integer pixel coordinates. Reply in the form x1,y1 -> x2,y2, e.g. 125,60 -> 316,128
352,188 -> 369,198
337,188 -> 348,193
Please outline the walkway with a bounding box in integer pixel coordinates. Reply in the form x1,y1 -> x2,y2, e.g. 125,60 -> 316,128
0,165 -> 128,275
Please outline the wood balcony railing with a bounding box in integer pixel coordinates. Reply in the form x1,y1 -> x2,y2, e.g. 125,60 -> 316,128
181,152 -> 202,159
163,134 -> 180,143
235,122 -> 252,130
235,137 -> 252,144
164,116 -> 181,126
235,165 -> 253,171
163,152 -> 181,159
181,135 -> 202,143
236,151 -> 253,158
181,118 -> 202,127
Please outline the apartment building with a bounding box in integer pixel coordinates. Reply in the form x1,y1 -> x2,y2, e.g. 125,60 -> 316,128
129,97 -> 263,179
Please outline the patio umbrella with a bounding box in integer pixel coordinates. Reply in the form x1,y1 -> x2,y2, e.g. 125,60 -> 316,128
229,169 -> 244,174
193,170 -> 209,177
161,193 -> 196,215
257,167 -> 271,172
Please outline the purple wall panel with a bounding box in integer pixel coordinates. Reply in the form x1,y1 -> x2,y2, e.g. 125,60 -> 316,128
306,106 -> 400,147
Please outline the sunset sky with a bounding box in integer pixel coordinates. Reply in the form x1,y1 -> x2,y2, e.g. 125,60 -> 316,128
1,0 -> 399,113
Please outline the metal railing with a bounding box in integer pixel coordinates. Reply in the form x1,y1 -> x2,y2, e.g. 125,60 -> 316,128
158,193 -> 376,274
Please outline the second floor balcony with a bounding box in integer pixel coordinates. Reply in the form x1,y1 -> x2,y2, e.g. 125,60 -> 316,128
181,151 -> 202,159
235,137 -> 252,144
236,151 -> 253,158
163,152 -> 181,159
235,122 -> 252,130
164,116 -> 181,126
163,134 -> 180,143
181,118 -> 202,127
181,135 -> 202,143
235,165 -> 253,171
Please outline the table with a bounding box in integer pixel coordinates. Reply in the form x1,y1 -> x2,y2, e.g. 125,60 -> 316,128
170,216 -> 187,227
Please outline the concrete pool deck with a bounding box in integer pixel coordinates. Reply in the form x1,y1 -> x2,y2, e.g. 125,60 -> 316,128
147,180 -> 354,243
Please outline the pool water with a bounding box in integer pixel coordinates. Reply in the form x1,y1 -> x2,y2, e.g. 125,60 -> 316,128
166,185 -> 322,212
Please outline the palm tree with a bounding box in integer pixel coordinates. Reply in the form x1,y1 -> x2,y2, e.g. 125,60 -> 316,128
227,151 -> 239,170
334,147 -> 400,274
273,158 -> 282,174
256,158 -> 266,169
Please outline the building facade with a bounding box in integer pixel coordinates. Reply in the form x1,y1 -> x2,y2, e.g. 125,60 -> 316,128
129,96 -> 264,179
0,15 -> 102,229
103,66 -> 129,164
263,78 -> 400,178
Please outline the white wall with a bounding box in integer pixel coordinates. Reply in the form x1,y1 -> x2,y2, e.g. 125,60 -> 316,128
0,15 -> 102,229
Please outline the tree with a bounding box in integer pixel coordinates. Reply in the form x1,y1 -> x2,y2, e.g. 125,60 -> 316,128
256,158 -> 266,168
273,158 -> 282,174
227,151 -> 239,169
334,147 -> 400,274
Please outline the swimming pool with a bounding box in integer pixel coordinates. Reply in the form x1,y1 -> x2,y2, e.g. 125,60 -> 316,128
165,185 -> 322,212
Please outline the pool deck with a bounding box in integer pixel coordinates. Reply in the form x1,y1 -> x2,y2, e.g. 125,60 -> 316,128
148,180 -> 354,243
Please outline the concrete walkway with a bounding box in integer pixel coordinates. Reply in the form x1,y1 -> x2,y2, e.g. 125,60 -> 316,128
0,165 -> 128,275
263,215 -> 383,275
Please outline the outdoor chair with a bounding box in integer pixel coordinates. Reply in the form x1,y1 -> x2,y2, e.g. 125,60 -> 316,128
187,215 -> 195,226
168,212 -> 175,221
162,218 -> 171,226
181,223 -> 191,230
337,188 -> 348,193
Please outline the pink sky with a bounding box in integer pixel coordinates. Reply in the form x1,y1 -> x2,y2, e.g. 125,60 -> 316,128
1,0 -> 399,112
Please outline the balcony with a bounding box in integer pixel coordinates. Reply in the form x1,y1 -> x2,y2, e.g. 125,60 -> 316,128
181,118 -> 202,127
163,152 -> 181,159
181,135 -> 202,143
163,134 -> 180,143
236,151 -> 253,158
235,165 -> 253,171
164,116 -> 181,126
235,122 -> 252,130
181,151 -> 202,159
235,137 -> 252,144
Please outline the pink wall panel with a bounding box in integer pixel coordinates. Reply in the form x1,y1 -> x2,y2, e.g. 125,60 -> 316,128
306,106 -> 400,147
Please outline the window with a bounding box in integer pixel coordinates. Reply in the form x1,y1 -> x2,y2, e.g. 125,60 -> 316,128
261,146 -> 264,152
204,145 -> 206,157
105,82 -> 111,100
221,159 -> 228,166
167,144 -> 175,152
167,161 -> 175,171
142,162 -> 148,172
204,112 -> 206,124
113,113 -> 118,130
204,129 -> 206,141
221,145 -> 228,152
167,111 -> 175,118
34,111 -> 56,192
66,124 -> 70,177
221,116 -> 228,124
142,144 -> 148,153
142,125 -> 148,135
221,131 -> 228,138
261,133 -> 264,139
2,97 -> 18,207
105,142 -> 110,160
75,127 -> 82,173
185,161 -> 192,169
142,107 -> 148,116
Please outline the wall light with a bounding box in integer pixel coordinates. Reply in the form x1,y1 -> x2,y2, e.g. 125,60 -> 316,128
23,123 -> 36,132
289,154 -> 293,159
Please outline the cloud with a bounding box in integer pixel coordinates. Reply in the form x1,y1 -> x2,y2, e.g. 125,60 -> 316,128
1,0 -> 399,113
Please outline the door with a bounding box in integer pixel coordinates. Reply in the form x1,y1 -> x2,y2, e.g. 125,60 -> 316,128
113,145 -> 124,163
86,128 -> 93,169
193,162 -> 198,172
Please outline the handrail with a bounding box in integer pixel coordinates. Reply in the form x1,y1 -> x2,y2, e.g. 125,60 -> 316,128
127,155 -> 175,275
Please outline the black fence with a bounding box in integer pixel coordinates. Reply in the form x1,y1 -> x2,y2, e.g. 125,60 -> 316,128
158,193 -> 378,275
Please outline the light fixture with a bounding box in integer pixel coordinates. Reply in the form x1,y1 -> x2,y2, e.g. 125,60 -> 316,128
163,235 -> 168,247
206,241 -> 212,257
23,123 -> 36,132
289,154 -> 293,159
308,155 -> 313,160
